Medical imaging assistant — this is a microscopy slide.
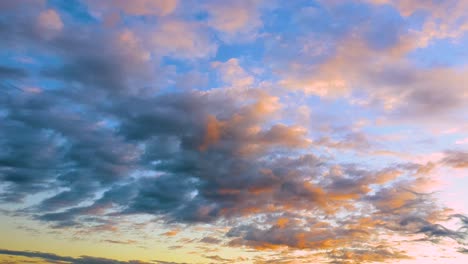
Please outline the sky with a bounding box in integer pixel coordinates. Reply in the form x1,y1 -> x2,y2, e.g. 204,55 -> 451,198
0,0 -> 467,263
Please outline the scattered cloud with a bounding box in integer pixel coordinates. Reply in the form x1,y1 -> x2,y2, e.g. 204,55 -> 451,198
0,0 -> 467,263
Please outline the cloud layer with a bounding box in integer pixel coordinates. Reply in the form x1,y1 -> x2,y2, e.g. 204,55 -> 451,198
0,0 -> 467,263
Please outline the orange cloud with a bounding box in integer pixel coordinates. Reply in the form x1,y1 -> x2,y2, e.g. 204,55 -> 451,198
199,115 -> 223,151
37,9 -> 63,38
212,58 -> 254,87
162,229 -> 180,236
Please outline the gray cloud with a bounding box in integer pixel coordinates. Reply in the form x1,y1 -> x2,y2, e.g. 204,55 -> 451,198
0,66 -> 28,79
1,81 -> 466,261
441,151 -> 468,169
199,236 -> 222,244
0,249 -> 154,264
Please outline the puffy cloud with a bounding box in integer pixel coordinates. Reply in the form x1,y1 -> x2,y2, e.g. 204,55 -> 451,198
37,9 -> 63,33
86,0 -> 178,17
265,1 -> 468,124
38,30 -> 157,94
366,0 -> 468,45
4,69 -> 462,259
2,76 -> 463,263
149,19 -> 217,59
205,0 -> 264,42
81,1 -> 216,60
212,58 -> 254,87
366,0 -> 468,35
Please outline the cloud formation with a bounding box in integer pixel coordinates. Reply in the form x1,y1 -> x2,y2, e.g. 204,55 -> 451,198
0,249 -> 154,264
0,0 -> 467,263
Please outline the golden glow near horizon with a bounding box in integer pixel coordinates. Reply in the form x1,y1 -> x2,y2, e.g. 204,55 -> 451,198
0,0 -> 467,263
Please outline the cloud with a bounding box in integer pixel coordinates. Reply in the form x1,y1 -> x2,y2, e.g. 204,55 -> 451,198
149,19 -> 217,59
85,0 -> 178,17
212,59 -> 254,87
0,0 -> 45,12
0,13 -> 160,95
202,254 -> 231,263
4,69 -> 463,261
441,151 -> 468,169
366,0 -> 468,45
80,1 -> 216,60
37,9 -> 63,33
154,261 -> 188,264
204,0 -> 264,42
0,249 -> 154,264
327,246 -> 409,264
0,1 -> 467,263
39,30 -> 156,93
0,66 -> 28,79
199,236 -> 222,244
2,75 -> 464,262
102,239 -> 137,245
269,1 -> 468,121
